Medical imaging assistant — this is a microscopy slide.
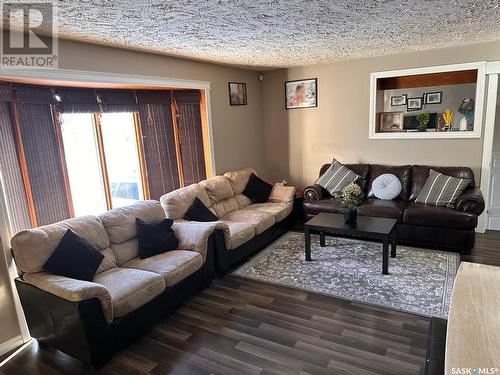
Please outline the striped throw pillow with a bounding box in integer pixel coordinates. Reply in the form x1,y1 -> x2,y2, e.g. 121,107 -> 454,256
415,169 -> 470,207
315,160 -> 359,196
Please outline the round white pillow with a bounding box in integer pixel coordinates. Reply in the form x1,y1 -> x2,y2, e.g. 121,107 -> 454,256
372,174 -> 402,200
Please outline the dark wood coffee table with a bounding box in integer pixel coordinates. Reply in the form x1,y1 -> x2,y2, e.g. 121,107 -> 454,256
304,212 -> 397,275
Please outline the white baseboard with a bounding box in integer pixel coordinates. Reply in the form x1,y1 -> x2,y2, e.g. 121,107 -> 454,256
0,335 -> 24,357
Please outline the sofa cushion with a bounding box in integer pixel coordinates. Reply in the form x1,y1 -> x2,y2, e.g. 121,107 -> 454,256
242,173 -> 273,203
184,197 -> 218,222
100,200 -> 166,265
136,218 -> 179,259
224,168 -> 257,195
234,193 -> 252,209
222,210 -> 275,235
243,202 -> 292,222
268,185 -> 296,204
160,184 -> 211,220
11,215 -> 116,275
43,229 -> 104,281
367,165 -> 411,200
199,176 -> 234,203
218,220 -> 256,249
410,165 -> 475,201
94,267 -> 165,318
315,160 -> 359,196
415,169 -> 471,207
403,202 -> 477,230
358,198 -> 408,220
372,174 -> 402,200
123,250 -> 203,287
210,197 -> 239,218
303,198 -> 343,216
319,163 -> 371,194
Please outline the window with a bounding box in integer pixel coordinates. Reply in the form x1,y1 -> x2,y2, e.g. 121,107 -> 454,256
100,113 -> 145,208
0,83 -> 210,227
60,112 -> 145,215
60,113 -> 107,216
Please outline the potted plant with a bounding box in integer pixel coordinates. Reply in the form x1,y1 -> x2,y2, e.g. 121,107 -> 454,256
336,182 -> 364,224
442,109 -> 453,131
416,112 -> 430,132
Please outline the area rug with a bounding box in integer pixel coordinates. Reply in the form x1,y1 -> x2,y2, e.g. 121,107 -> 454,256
232,232 -> 460,318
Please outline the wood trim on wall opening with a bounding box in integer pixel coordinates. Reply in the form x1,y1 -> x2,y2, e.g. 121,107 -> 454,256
170,94 -> 185,187
133,112 -> 150,200
199,90 -> 213,178
51,107 -> 75,218
92,113 -> 112,210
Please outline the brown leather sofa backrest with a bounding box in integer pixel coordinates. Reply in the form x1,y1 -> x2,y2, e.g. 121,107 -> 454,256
366,164 -> 412,201
320,163 -> 371,194
409,165 -> 475,201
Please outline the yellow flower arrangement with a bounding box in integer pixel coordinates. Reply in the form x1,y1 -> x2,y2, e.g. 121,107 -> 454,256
442,109 -> 453,126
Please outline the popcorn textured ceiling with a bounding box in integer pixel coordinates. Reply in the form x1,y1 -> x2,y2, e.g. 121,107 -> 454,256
36,1 -> 500,68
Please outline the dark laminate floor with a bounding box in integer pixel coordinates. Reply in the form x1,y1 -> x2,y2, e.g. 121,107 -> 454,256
2,230 -> 500,375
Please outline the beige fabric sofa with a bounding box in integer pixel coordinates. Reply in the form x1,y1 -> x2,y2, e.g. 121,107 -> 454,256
161,168 -> 295,273
11,200 -> 217,367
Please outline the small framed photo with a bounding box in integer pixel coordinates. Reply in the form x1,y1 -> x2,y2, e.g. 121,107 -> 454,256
407,97 -> 423,111
228,82 -> 247,105
379,112 -> 403,132
285,78 -> 317,110
391,94 -> 407,106
425,91 -> 442,104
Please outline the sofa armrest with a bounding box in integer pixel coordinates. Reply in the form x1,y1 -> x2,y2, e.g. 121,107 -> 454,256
455,187 -> 485,215
304,184 -> 324,201
23,272 -> 113,323
172,220 -> 218,260
268,185 -> 296,203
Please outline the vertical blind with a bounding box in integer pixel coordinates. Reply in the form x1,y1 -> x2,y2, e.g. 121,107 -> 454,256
0,82 -> 207,229
174,91 -> 207,186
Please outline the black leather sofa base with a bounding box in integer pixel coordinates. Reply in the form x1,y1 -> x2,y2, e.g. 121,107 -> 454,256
425,317 -> 447,375
15,236 -> 216,368
213,214 -> 294,275
396,223 -> 474,254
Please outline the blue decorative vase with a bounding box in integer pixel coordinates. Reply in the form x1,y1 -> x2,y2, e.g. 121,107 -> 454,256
344,209 -> 358,224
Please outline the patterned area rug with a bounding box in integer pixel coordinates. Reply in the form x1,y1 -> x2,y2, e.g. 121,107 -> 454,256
232,232 -> 460,318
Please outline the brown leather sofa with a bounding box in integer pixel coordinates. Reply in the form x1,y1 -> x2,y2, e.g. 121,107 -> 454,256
303,163 -> 485,253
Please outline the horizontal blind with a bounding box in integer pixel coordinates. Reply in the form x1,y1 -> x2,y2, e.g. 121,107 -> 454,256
138,91 -> 180,199
16,101 -> 70,226
174,90 -> 206,186
0,101 -> 31,233
55,87 -> 100,113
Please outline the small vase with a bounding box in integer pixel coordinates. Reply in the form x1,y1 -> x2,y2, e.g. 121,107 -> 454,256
417,124 -> 427,132
344,209 -> 357,224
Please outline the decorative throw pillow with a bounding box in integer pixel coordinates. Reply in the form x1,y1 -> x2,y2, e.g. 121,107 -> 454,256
43,229 -> 104,281
136,218 -> 179,259
372,174 -> 402,200
315,160 -> 359,196
242,173 -> 273,203
415,169 -> 471,207
185,197 -> 218,222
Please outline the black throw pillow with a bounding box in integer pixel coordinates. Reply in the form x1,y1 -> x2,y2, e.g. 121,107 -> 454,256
242,173 -> 273,203
185,197 -> 218,222
43,229 -> 104,281
136,218 -> 179,259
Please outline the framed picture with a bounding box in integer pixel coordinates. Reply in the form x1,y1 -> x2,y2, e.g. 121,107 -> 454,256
379,112 -> 403,132
285,78 -> 317,109
390,94 -> 407,106
407,97 -> 423,111
228,82 -> 247,105
425,91 -> 442,104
